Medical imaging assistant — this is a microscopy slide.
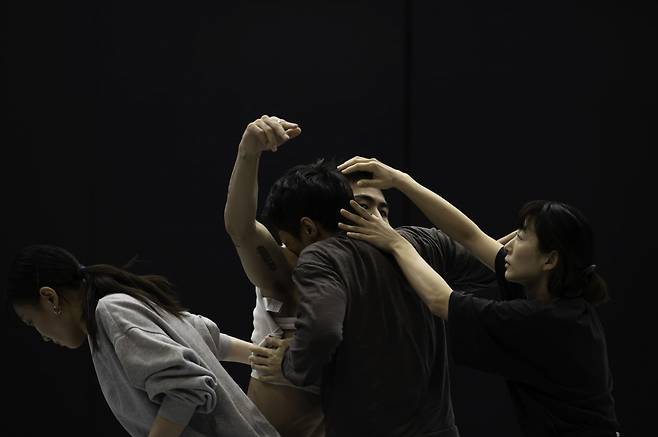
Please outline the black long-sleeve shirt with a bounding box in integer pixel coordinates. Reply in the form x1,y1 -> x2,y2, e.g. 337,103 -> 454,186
282,226 -> 495,437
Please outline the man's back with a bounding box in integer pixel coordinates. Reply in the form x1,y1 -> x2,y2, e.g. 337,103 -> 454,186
282,226 -> 494,437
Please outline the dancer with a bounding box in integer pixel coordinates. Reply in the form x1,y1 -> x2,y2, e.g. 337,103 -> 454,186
337,156 -> 621,437
253,156 -> 496,437
6,244 -> 280,437
224,115 -> 393,437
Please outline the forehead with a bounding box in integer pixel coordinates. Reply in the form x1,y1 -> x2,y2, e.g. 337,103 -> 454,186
352,186 -> 387,205
520,216 -> 537,232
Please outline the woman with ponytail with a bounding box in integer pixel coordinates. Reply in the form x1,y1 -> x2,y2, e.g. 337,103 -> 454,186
6,245 -> 280,437
337,157 -> 621,437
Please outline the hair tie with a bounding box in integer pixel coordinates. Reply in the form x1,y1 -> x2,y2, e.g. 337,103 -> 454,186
78,265 -> 87,277
583,264 -> 597,276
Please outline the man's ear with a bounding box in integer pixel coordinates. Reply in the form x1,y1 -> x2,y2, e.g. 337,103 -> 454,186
299,217 -> 319,239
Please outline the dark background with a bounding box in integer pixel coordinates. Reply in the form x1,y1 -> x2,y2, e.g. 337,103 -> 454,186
3,1 -> 655,436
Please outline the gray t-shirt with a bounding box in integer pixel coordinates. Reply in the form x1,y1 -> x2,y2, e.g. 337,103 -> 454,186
282,226 -> 496,437
91,293 -> 279,437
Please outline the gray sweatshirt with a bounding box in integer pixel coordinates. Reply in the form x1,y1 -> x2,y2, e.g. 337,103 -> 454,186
90,293 -> 279,437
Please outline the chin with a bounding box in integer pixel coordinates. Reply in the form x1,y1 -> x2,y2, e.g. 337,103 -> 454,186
67,338 -> 87,349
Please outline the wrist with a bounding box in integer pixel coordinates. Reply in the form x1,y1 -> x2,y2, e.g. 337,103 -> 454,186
389,236 -> 413,256
237,142 -> 262,159
393,171 -> 413,191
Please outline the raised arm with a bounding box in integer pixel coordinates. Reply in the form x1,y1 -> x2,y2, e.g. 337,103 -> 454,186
338,157 -> 503,270
224,115 -> 301,311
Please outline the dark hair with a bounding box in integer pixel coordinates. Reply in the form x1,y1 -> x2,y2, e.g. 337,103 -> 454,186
6,245 -> 187,348
343,170 -> 373,185
518,200 -> 608,305
263,158 -> 353,237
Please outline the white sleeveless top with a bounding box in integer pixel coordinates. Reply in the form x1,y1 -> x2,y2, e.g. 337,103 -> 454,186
250,287 -> 321,394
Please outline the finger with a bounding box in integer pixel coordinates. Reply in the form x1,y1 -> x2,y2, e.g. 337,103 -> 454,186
337,156 -> 368,171
354,179 -> 382,188
251,363 -> 273,373
286,126 -> 302,139
250,345 -> 273,357
249,122 -> 269,145
277,118 -> 299,130
338,222 -> 368,233
249,355 -> 271,366
340,208 -> 371,226
264,336 -> 284,348
255,118 -> 275,146
340,161 -> 376,175
345,231 -> 372,242
262,116 -> 290,143
349,200 -> 377,220
259,375 -> 282,384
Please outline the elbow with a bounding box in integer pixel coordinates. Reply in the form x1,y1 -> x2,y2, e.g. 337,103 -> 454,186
223,214 -> 251,244
223,207 -> 237,236
427,292 -> 451,320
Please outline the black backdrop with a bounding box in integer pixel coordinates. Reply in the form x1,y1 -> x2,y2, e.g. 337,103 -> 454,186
4,1 -> 655,436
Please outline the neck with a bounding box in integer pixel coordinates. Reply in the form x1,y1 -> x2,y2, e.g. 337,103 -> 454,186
68,290 -> 89,335
524,276 -> 554,304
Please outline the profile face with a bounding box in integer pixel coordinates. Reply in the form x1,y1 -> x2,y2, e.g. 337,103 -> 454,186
13,292 -> 87,349
503,221 -> 548,286
278,230 -> 305,257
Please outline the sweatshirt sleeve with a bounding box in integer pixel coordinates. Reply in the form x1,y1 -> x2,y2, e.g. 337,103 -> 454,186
191,313 -> 233,361
96,300 -> 219,427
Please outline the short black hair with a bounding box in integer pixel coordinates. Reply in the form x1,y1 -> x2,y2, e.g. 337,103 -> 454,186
343,170 -> 373,184
518,200 -> 608,304
263,158 -> 353,237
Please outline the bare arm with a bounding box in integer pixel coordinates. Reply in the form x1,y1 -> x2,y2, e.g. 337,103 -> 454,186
339,157 -> 503,270
148,415 -> 185,437
220,334 -> 273,364
390,238 -> 453,319
224,115 -> 301,310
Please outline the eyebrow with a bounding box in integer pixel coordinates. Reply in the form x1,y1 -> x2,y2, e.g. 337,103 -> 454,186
354,194 -> 388,209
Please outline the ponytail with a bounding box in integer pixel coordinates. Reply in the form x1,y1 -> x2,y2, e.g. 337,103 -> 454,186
82,262 -> 187,348
6,245 -> 186,349
581,271 -> 609,305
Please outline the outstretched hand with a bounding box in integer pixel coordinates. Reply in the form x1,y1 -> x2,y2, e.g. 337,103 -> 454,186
337,156 -> 405,190
249,336 -> 292,384
339,200 -> 408,253
239,115 -> 301,154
